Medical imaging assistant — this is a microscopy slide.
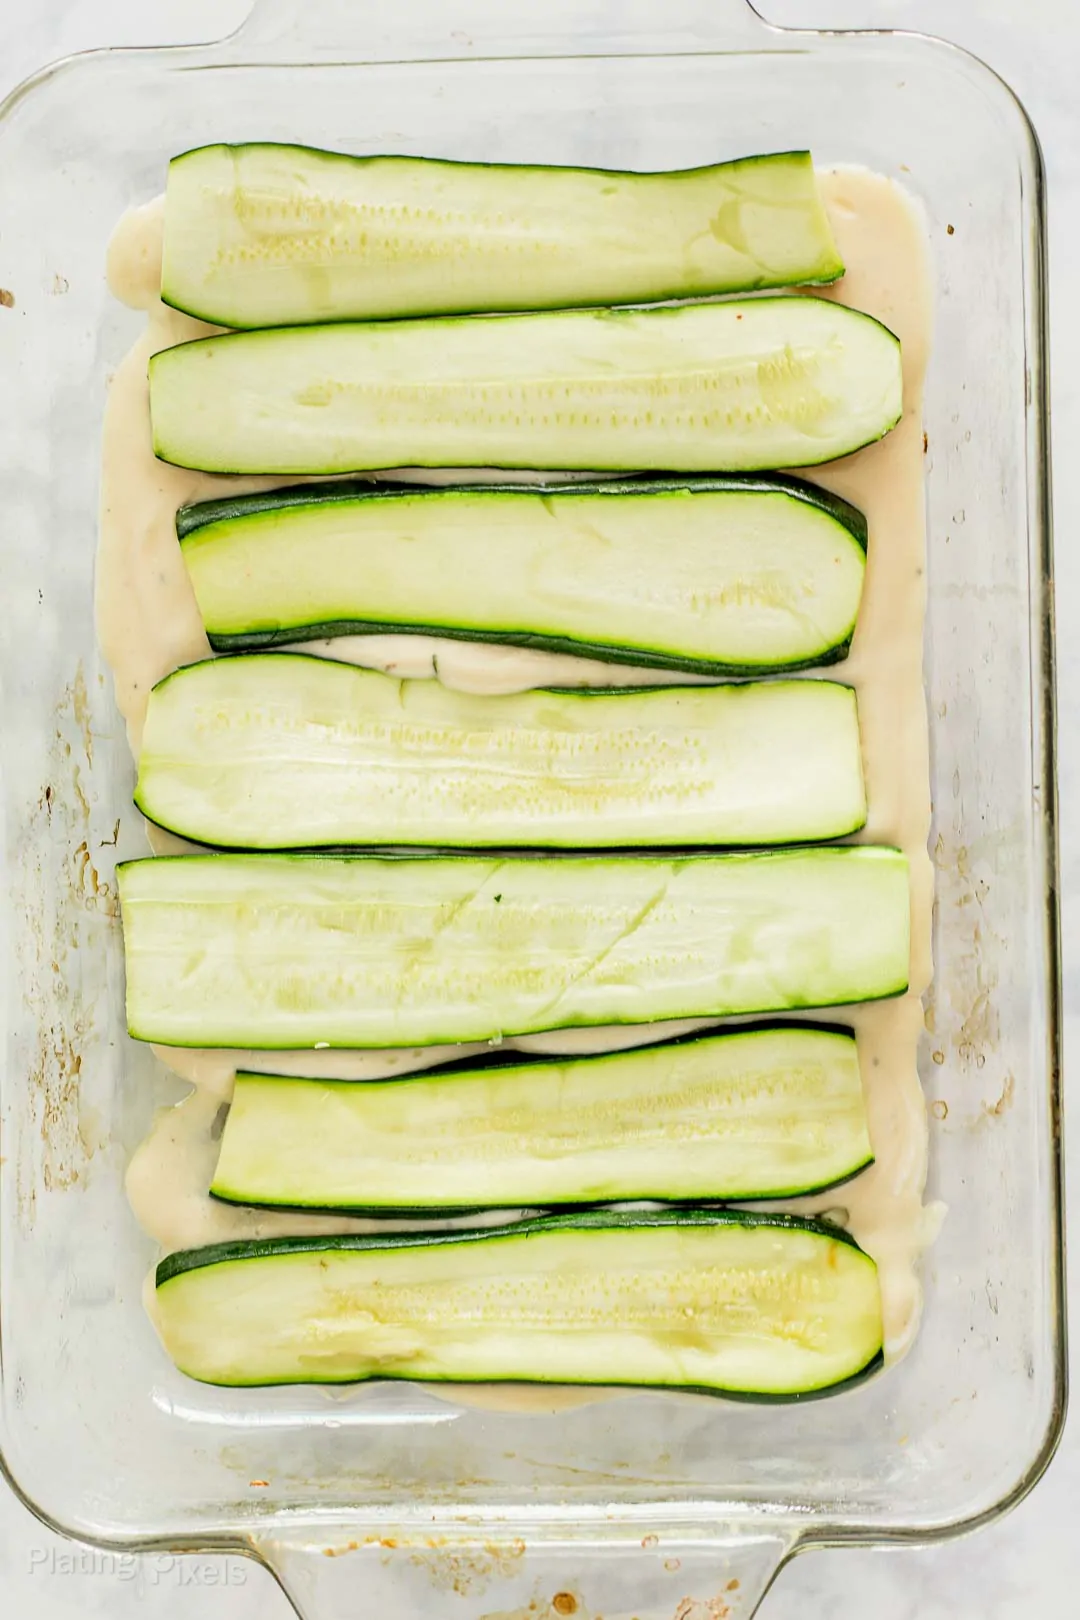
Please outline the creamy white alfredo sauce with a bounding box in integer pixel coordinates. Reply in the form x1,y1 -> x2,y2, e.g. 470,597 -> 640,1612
100,172 -> 941,1391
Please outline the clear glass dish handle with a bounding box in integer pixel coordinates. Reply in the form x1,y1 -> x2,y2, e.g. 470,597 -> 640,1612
252,1525 -> 798,1620
232,0 -> 776,58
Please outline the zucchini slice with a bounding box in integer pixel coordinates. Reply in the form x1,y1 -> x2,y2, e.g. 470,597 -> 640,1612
118,848 -> 910,1049
148,297 -> 902,474
210,1026 -> 872,1211
135,658 -> 867,850
177,475 -> 868,672
153,1210 -> 884,1394
160,145 -> 844,328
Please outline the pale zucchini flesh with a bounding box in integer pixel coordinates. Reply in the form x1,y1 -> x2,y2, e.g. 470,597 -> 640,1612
161,144 -> 844,327
153,1211 -> 884,1394
148,297 -> 903,474
210,1025 -> 872,1210
177,476 -> 868,673
118,848 -> 910,1049
135,657 -> 867,850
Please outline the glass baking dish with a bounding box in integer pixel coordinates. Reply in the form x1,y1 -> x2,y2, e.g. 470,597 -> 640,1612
0,1 -> 1061,1615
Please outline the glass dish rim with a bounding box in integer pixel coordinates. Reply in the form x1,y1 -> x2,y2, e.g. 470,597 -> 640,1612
0,0 -> 1064,1576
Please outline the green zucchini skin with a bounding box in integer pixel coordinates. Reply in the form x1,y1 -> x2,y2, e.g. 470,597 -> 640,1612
176,473 -> 868,544
154,1209 -> 884,1397
161,144 -> 844,327
176,474 -> 868,674
134,658 -> 867,850
207,629 -> 856,673
148,298 -> 903,475
117,848 -> 911,1049
157,1206 -> 871,1284
201,625 -> 856,673
208,1024 -> 873,1211
206,1178 -> 869,1219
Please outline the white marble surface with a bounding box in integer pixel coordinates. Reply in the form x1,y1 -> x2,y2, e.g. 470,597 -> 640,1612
1,1 -> 1076,1616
